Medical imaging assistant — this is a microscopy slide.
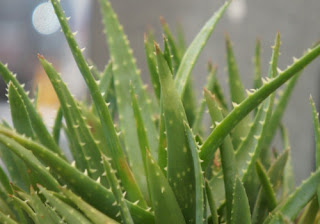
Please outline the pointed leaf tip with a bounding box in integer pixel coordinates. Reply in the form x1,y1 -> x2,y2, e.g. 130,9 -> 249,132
37,53 -> 45,60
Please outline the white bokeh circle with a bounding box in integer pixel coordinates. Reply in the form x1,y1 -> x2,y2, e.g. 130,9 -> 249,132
32,2 -> 60,35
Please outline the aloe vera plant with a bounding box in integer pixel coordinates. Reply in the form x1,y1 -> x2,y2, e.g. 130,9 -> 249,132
0,0 -> 319,223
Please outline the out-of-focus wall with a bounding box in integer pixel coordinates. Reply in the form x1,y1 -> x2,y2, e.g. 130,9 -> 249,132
90,0 -> 320,184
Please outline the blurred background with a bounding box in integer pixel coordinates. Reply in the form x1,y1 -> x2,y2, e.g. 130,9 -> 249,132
0,0 -> 319,184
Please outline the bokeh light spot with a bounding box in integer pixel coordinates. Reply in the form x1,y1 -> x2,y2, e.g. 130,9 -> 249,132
32,2 -> 60,35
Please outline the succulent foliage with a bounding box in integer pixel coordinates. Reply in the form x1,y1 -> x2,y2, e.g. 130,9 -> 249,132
0,0 -> 320,223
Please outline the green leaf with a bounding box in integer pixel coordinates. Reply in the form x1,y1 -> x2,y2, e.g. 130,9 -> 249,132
160,17 -> 182,74
97,1 -> 158,194
52,107 -> 63,144
156,43 -> 199,223
174,1 -> 230,97
60,187 -> 119,224
200,38 -> 320,170
297,197 -> 319,224
50,0 -> 146,207
0,63 -> 65,159
310,96 -> 320,207
205,181 -> 218,224
39,55 -> 106,183
204,89 -> 236,223
264,167 -> 320,222
129,83 -> 149,179
231,177 -> 252,224
145,150 -> 186,224
101,154 -> 134,224
225,34 -> 251,149
16,187 -> 60,224
184,121 -> 205,224
0,166 -> 12,194
8,82 -> 35,139
38,186 -> 92,224
0,210 -> 18,224
0,134 -> 59,192
252,149 -> 289,224
192,63 -> 217,134
253,38 -> 262,90
157,103 -> 167,175
255,161 -> 277,210
144,32 -> 161,101
0,128 -> 154,223
98,60 -> 113,100
163,36 -> 174,74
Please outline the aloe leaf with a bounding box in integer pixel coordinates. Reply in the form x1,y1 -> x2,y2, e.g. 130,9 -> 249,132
231,177 -> 252,224
0,210 -> 18,224
192,63 -> 217,134
310,96 -> 320,206
98,61 -> 113,100
205,181 -> 218,224
25,187 -> 61,224
0,171 -> 27,223
281,129 -> 295,198
297,196 -> 318,224
310,96 -> 320,169
101,154 -> 134,224
163,36 -> 174,73
184,121 -> 205,224
0,140 -> 29,192
97,0 -> 158,185
10,194 -> 35,222
50,0 -> 146,206
225,34 -> 251,149
212,74 -> 229,111
0,63 -> 65,158
144,32 -> 161,101
254,38 -> 262,90
0,128 -> 154,223
38,186 -> 92,224
204,89 -> 236,223
8,83 -> 35,139
60,187 -> 119,224
130,83 -> 149,176
263,167 -> 320,223
145,150 -> 186,224
39,55 -> 106,183
200,39 -> 320,169
0,134 -> 59,191
174,1 -> 230,96
156,43 -> 199,222
252,149 -> 289,224
160,17 -> 182,74
0,166 -> 12,194
52,107 -> 63,144
157,103 -> 167,175
255,161 -> 277,210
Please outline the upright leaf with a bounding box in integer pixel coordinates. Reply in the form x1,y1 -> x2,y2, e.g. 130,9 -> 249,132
225,34 -> 251,148
155,43 -> 197,223
145,150 -> 186,224
310,96 -> 320,207
98,1 -> 158,194
174,1 -> 230,96
231,177 -> 252,224
205,89 -> 236,223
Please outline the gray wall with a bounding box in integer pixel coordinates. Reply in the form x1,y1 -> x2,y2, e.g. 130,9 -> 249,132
90,0 -> 320,184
